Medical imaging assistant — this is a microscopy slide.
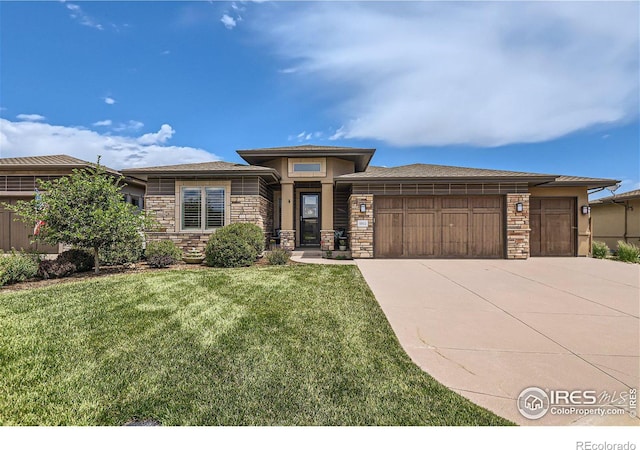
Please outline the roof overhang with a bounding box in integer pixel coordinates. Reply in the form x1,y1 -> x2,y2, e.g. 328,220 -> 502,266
533,179 -> 621,190
237,147 -> 375,172
335,175 -> 557,185
121,168 -> 281,183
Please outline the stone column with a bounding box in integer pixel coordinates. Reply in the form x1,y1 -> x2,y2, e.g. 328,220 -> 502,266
321,182 -> 334,251
349,194 -> 374,258
280,182 -> 295,250
506,193 -> 530,259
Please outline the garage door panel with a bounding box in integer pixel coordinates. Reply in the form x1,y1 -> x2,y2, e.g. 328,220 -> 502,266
544,213 -> 573,256
375,213 -> 403,258
472,196 -> 503,209
405,212 -> 436,256
441,212 -> 469,256
472,212 -> 503,257
441,197 -> 469,209
376,197 -> 403,211
406,197 -> 434,210
530,212 -> 542,256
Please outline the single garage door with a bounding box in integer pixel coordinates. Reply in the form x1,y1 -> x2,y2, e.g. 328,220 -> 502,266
530,197 -> 576,256
374,196 -> 504,258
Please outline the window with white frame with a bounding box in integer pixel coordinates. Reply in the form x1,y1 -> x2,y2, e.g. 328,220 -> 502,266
181,186 -> 226,231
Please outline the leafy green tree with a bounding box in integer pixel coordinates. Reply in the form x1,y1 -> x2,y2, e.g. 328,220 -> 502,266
4,158 -> 153,273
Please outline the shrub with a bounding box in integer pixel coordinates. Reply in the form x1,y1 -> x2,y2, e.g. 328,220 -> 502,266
0,251 -> 39,286
38,259 -> 77,280
99,233 -> 144,266
58,249 -> 94,272
266,249 -> 290,265
592,241 -> 610,259
205,223 -> 264,268
616,241 -> 640,263
146,240 -> 181,268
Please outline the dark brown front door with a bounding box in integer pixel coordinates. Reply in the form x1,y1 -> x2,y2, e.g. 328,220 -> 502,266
530,197 -> 576,256
300,193 -> 320,246
374,196 -> 504,258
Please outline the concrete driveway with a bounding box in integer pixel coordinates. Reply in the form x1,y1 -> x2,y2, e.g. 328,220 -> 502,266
356,258 -> 639,425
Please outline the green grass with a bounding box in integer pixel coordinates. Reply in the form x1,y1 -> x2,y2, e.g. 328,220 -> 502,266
0,265 -> 511,426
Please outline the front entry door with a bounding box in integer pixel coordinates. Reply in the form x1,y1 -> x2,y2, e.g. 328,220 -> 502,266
300,193 -> 320,246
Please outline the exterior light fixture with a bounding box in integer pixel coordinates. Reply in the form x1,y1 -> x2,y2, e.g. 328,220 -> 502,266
360,204 -> 366,213
515,202 -> 523,213
581,205 -> 590,215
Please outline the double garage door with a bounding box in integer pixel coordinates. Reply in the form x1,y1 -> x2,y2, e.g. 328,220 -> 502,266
374,195 -> 577,258
374,196 -> 504,258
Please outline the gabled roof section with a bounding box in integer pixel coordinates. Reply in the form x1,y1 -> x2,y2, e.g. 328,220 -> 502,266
121,160 -> 280,182
237,145 -> 375,172
335,163 -> 558,184
0,154 -> 120,175
590,189 -> 640,204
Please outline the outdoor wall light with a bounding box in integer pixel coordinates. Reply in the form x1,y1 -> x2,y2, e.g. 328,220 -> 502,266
360,204 -> 367,213
515,202 -> 523,213
581,205 -> 590,215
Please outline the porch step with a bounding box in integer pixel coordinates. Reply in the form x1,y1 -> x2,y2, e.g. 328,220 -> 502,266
290,249 -> 324,259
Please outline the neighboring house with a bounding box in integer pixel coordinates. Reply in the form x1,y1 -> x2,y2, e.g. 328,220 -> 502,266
122,145 -> 618,259
0,155 -> 146,253
590,189 -> 640,250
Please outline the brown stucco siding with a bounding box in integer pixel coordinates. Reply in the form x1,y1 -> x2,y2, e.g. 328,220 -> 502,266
591,198 -> 640,250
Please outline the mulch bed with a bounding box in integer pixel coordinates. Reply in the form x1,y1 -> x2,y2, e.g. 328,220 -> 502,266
0,257 -> 296,293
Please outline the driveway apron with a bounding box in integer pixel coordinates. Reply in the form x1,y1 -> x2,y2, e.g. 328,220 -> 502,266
356,258 -> 640,425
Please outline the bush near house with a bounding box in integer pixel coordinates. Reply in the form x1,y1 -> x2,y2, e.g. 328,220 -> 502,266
99,234 -> 144,266
616,241 -> 640,263
145,240 -> 182,268
205,223 -> 264,268
592,241 -> 610,259
266,248 -> 291,265
37,249 -> 95,280
0,252 -> 39,286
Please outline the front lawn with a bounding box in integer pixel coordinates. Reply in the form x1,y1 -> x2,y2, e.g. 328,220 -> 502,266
0,265 -> 511,425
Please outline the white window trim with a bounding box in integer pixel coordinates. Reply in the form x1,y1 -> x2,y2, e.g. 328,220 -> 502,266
287,157 -> 326,178
175,180 -> 231,233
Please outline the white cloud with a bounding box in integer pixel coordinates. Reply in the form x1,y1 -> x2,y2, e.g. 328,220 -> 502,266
104,97 -> 116,105
65,2 -> 104,31
137,124 -> 175,145
113,120 -> 144,132
257,2 -> 639,147
92,119 -> 112,127
162,50 -> 171,55
0,118 -> 218,169
16,114 -> 46,122
221,14 -> 237,30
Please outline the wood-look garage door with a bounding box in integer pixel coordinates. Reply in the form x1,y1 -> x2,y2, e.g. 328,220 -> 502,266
530,197 -> 576,256
374,196 -> 504,258
0,198 -> 58,253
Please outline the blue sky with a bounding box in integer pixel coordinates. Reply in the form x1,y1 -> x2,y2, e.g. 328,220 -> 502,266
0,1 -> 638,198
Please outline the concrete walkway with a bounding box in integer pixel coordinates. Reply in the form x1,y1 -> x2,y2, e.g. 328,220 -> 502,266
356,258 -> 640,426
290,249 -> 356,265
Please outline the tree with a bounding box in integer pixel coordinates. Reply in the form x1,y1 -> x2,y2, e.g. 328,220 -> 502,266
4,158 -> 153,274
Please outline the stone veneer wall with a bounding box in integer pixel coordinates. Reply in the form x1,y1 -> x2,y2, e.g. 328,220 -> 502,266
506,193 -> 530,259
320,230 -> 335,251
144,194 -> 272,252
348,194 -> 374,258
279,230 -> 295,251
230,195 -> 273,235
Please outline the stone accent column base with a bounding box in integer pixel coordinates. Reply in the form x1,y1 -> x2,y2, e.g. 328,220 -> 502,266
321,230 -> 335,251
506,193 -> 530,259
280,230 -> 295,251
349,194 -> 374,258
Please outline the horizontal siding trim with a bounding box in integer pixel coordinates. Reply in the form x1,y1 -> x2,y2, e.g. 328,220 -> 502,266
352,182 -> 529,195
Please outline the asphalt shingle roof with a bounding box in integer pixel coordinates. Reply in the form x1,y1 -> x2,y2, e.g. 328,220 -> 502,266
121,160 -> 276,173
591,189 -> 640,203
0,154 -> 120,174
336,164 -> 556,179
